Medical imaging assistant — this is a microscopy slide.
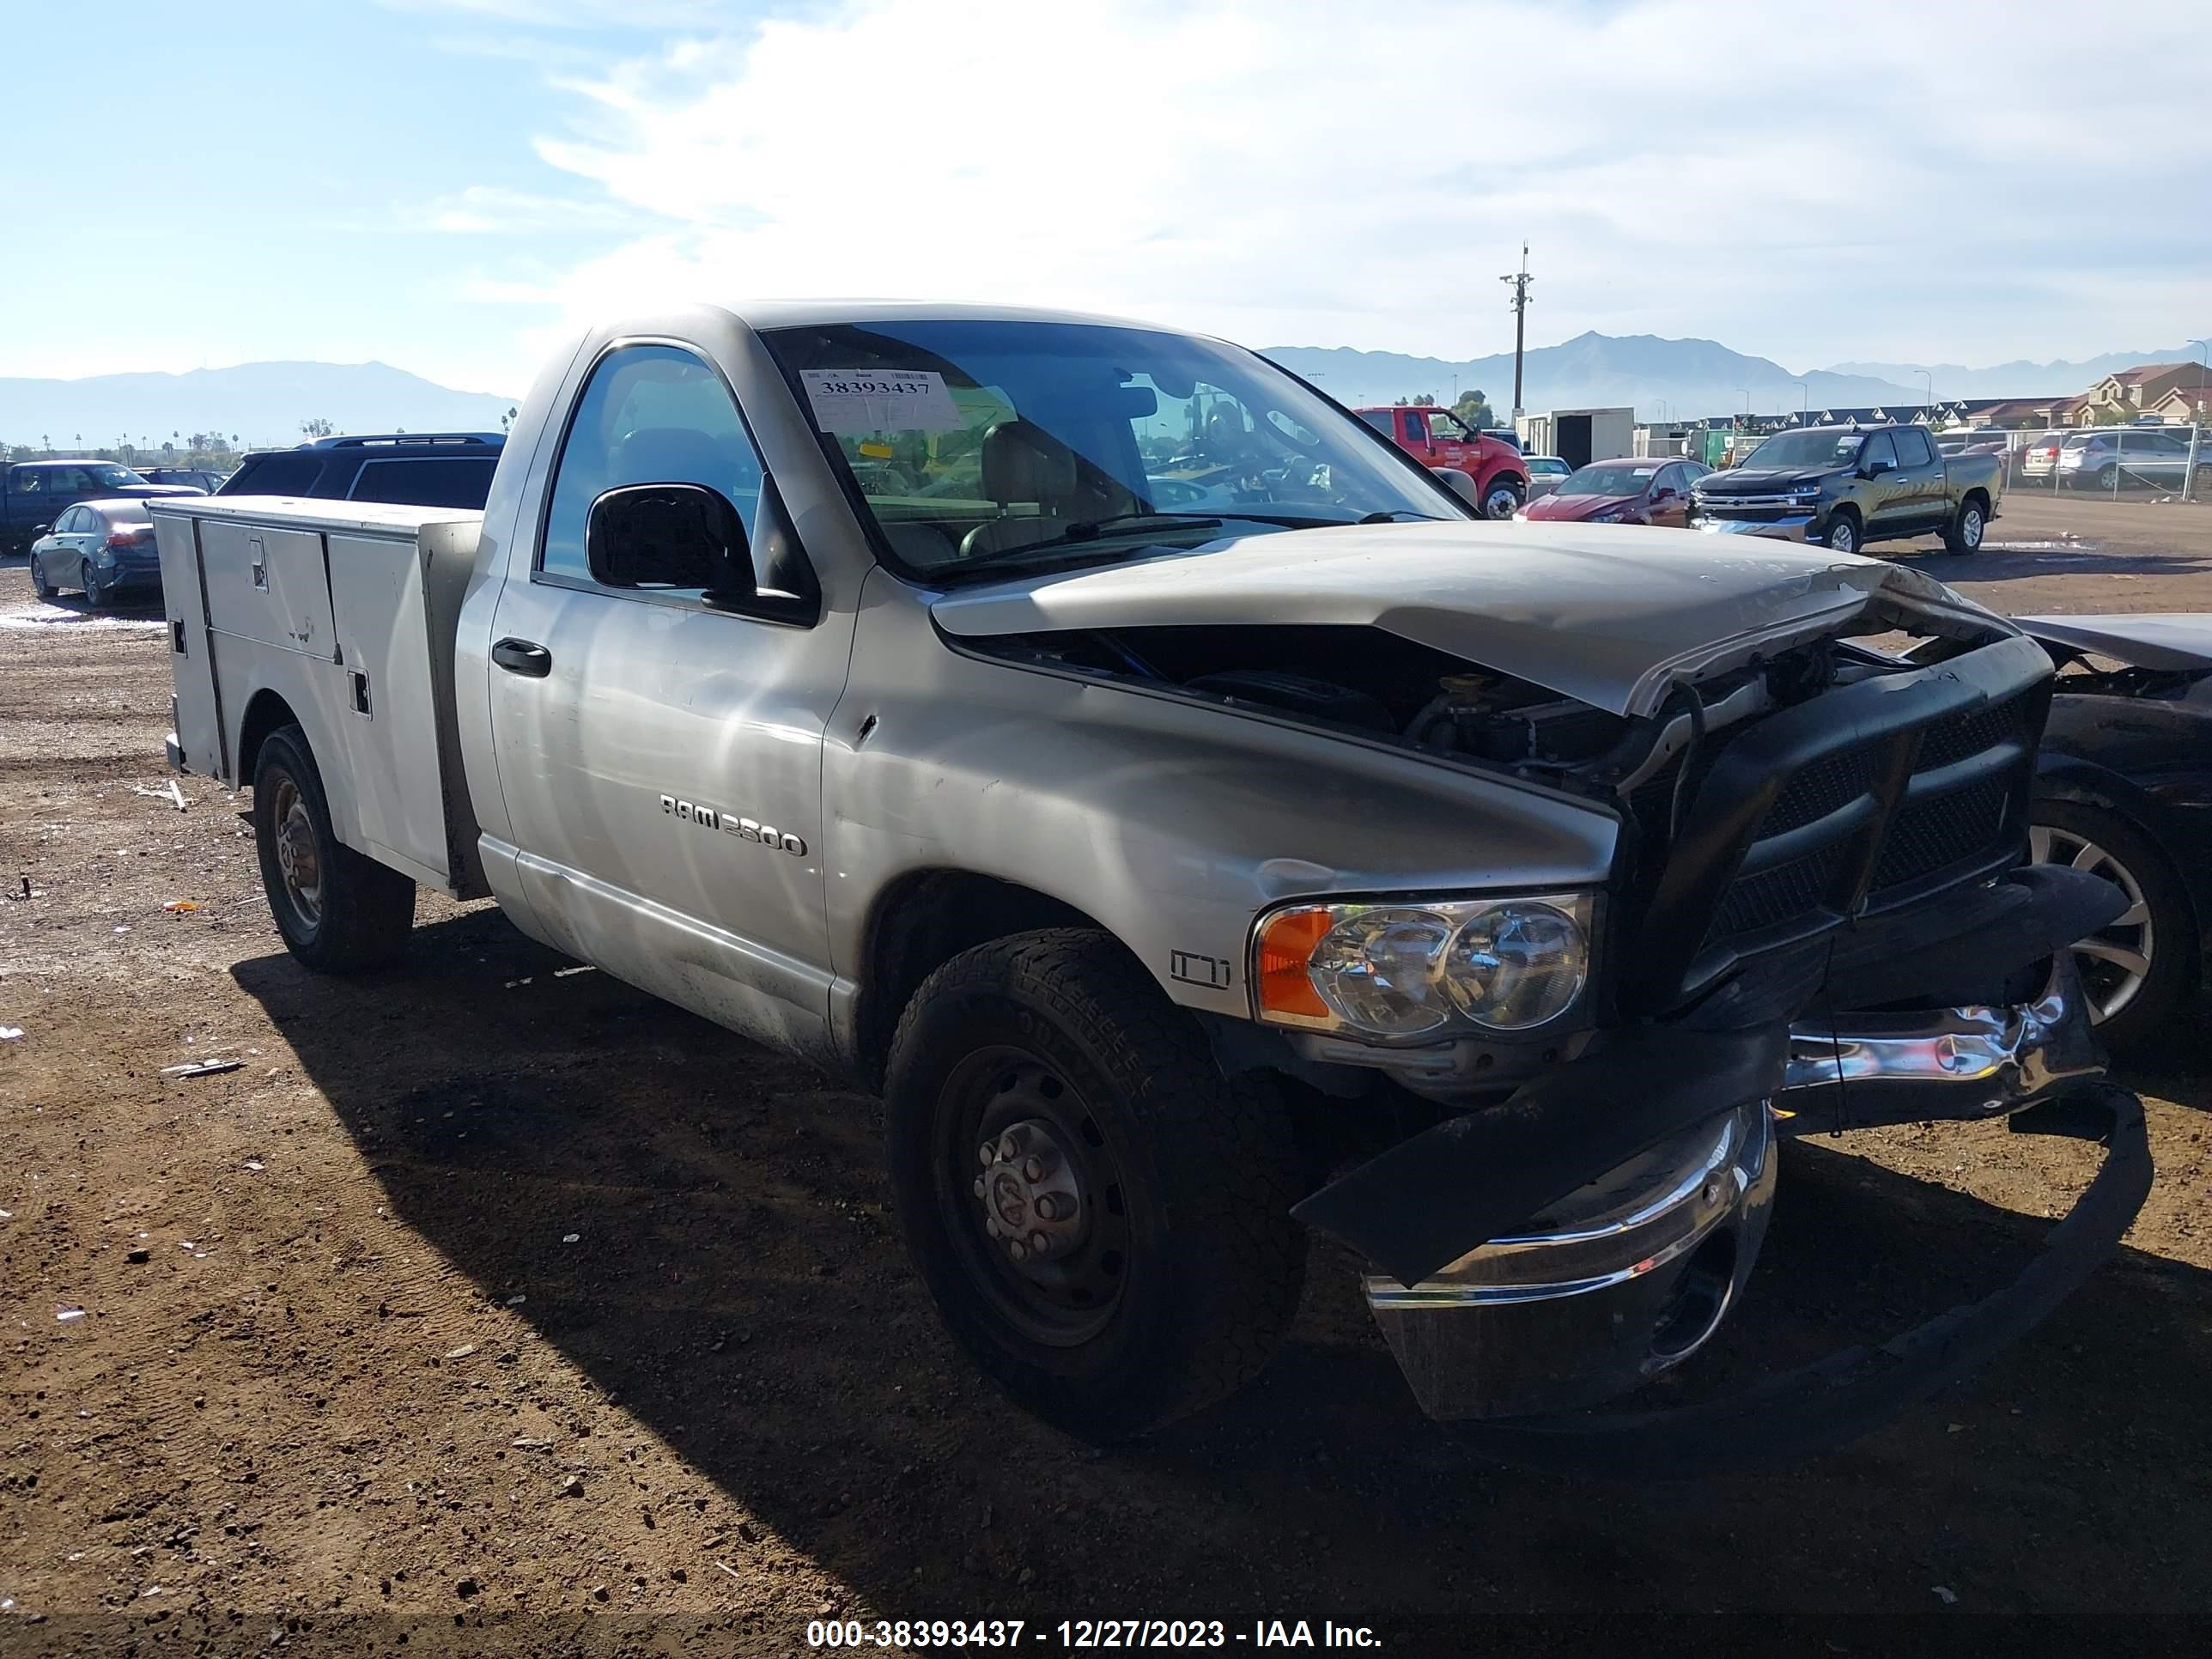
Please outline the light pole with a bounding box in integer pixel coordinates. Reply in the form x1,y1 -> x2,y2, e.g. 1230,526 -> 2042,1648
1918,369 -> 1934,422
1793,380 -> 1808,425
2186,339 -> 2209,501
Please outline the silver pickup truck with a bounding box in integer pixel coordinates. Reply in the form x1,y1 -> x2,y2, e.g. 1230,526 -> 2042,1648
153,303 -> 2148,1468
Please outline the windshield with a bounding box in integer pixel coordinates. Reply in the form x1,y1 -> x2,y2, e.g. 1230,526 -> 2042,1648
1559,461 -> 1661,495
762,319 -> 1458,579
1741,430 -> 1865,469
88,464 -> 149,489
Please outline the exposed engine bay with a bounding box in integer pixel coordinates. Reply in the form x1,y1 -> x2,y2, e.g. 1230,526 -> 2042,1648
969,620 -> 1994,808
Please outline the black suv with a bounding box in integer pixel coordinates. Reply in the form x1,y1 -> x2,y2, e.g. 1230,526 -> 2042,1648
218,433 -> 503,508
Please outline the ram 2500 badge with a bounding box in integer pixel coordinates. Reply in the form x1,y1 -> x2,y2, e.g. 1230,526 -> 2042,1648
153,304 -> 2148,1470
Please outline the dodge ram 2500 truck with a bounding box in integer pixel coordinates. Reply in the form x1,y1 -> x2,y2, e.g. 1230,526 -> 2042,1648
1692,422 -> 2004,556
154,303 -> 2148,1468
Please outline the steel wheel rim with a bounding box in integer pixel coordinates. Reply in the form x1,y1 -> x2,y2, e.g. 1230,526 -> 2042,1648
1484,486 -> 1518,520
2029,823 -> 2154,1023
936,1046 -> 1131,1346
270,775 -> 324,929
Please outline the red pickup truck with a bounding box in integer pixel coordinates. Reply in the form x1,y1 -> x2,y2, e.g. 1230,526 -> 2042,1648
1357,405 -> 1528,519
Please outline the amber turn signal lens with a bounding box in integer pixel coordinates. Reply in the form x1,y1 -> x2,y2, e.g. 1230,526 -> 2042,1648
1256,908 -> 1333,1020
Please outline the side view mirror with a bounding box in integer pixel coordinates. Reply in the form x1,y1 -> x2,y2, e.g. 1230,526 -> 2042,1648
1651,487 -> 1677,502
31,522 -> 51,538
1428,466 -> 1484,513
1863,457 -> 1894,477
586,483 -> 753,603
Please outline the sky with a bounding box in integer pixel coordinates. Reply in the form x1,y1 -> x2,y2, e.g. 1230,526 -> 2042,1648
1,0 -> 2206,395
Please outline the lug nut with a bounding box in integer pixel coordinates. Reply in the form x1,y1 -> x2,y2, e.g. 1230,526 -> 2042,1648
978,1143 -> 997,1168
1029,1232 -> 1048,1257
973,1176 -> 987,1199
1033,1194 -> 1057,1222
1023,1156 -> 1044,1182
1007,1238 -> 1028,1262
999,1133 -> 1020,1162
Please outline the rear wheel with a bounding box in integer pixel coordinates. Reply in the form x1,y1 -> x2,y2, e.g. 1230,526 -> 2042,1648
885,929 -> 1307,1441
1943,496 -> 1987,554
81,564 -> 107,609
28,552 -> 55,599
2028,799 -> 2197,1056
252,724 -> 416,973
2095,462 -> 2119,493
1824,509 -> 1861,556
1483,478 -> 1524,520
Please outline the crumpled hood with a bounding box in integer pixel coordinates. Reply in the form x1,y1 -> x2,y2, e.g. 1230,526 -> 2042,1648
931,520 -> 2003,718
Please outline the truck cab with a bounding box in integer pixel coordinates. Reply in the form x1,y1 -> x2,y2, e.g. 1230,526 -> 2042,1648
1354,404 -> 1528,519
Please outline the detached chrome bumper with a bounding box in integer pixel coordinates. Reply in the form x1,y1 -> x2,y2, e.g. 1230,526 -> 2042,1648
1357,964 -> 2102,1422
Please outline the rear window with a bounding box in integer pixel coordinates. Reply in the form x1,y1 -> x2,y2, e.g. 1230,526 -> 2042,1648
222,453 -> 326,495
347,457 -> 498,509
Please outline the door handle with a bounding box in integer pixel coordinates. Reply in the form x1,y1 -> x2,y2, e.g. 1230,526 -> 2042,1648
492,637 -> 552,678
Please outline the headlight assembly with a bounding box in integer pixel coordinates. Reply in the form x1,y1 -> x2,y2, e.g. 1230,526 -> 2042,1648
1254,894 -> 1593,1041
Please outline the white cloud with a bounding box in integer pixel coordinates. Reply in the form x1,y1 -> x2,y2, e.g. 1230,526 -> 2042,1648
472,0 -> 2211,368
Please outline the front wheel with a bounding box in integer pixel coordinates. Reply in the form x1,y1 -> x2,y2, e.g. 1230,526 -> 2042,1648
28,552 -> 56,599
884,929 -> 1307,1441
1823,509 -> 1860,556
1483,478 -> 1524,520
252,724 -> 416,972
2029,799 -> 2197,1056
1944,497 -> 1987,554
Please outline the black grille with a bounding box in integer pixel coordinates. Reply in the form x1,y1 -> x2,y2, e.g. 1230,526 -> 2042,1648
1914,696 -> 2027,772
1760,747 -> 1876,836
1710,842 -> 1847,939
1872,774 -> 2014,890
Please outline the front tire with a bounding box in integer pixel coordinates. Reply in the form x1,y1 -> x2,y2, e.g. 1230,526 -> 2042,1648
252,724 -> 416,972
884,929 -> 1307,1441
1824,508 -> 1861,556
1483,478 -> 1524,520
2029,798 -> 2197,1056
1944,496 -> 1987,554
28,552 -> 55,599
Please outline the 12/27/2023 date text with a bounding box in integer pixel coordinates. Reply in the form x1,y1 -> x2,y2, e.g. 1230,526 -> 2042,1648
805,1620 -> 1382,1649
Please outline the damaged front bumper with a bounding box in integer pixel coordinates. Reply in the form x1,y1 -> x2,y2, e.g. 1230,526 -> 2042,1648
1304,957 -> 2144,1441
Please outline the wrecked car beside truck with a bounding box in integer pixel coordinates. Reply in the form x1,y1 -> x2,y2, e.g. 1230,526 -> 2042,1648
152,304 -> 2149,1466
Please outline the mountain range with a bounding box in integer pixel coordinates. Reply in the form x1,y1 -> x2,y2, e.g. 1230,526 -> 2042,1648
0,362 -> 517,451
2,337 -> 2200,448
1261,333 -> 2206,422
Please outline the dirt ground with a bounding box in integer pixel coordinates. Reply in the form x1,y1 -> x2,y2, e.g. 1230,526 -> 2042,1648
3,496 -> 2210,1655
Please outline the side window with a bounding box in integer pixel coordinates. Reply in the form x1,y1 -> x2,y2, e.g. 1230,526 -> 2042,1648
1400,410 -> 1427,445
8,466 -> 40,495
233,452 -> 326,496
1861,431 -> 1899,471
1896,428 -> 1936,467
1654,465 -> 1683,495
1358,410 -> 1394,437
541,343 -> 767,589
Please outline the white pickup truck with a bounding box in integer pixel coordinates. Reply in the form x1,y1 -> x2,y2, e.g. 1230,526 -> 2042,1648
155,302 -> 2148,1470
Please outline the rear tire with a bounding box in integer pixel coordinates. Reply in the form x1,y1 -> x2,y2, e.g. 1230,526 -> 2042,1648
2095,463 -> 2119,493
252,724 -> 416,973
2028,797 -> 2197,1057
81,565 -> 106,609
884,928 -> 1307,1441
28,552 -> 55,599
1943,496 -> 1987,554
1824,508 -> 1861,556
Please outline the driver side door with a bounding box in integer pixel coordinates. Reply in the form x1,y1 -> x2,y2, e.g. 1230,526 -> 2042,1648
1856,431 -> 1908,533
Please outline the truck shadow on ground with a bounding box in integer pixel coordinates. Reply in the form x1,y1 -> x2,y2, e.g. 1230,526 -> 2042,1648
234,910 -> 2212,1622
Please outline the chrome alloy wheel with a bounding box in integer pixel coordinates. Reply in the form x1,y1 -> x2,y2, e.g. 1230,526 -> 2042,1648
2030,823 -> 2154,1023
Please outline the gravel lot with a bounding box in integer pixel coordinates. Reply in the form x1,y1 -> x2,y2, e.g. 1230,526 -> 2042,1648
3,498 -> 2210,1652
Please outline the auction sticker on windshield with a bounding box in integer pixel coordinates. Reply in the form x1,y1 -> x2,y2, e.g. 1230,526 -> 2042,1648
801,368 -> 965,434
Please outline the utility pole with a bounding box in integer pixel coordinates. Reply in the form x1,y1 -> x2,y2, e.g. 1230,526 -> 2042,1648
1499,243 -> 1532,419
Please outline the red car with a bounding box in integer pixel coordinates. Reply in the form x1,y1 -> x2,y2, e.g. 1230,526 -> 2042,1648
1516,457 -> 1709,526
1355,405 -> 1528,519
